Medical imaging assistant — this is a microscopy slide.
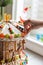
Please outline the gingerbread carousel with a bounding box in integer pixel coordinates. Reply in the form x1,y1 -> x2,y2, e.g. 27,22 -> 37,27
0,14 -> 28,65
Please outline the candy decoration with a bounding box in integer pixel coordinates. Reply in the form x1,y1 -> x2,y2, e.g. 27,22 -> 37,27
22,61 -> 26,65
16,25 -> 25,32
14,34 -> 21,38
9,34 -> 14,39
4,14 -> 11,22
21,33 -> 26,37
0,33 -> 5,39
5,34 -> 10,38
40,37 -> 43,42
15,55 -> 19,60
25,56 -> 28,64
20,61 -> 22,65
17,34 -> 21,37
0,25 -> 3,28
8,27 -> 14,34
24,7 -> 28,11
0,33 -> 22,39
36,34 -> 40,40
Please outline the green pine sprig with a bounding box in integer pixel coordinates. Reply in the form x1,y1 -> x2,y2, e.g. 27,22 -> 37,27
0,0 -> 12,7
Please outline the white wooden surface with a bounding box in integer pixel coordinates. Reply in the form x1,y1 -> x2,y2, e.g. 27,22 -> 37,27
25,49 -> 43,65
25,28 -> 43,56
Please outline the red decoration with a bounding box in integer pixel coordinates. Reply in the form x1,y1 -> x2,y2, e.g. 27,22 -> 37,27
0,25 -> 3,28
9,34 -> 14,39
24,7 -> 28,11
0,33 -> 5,39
